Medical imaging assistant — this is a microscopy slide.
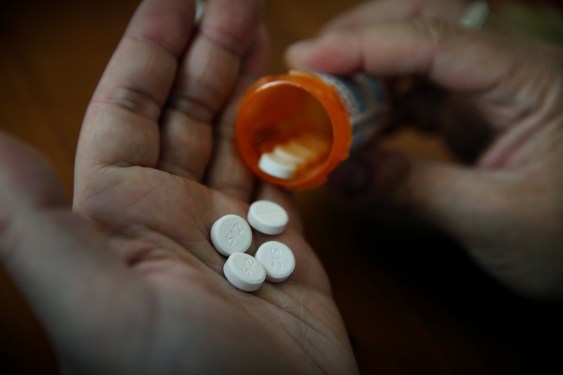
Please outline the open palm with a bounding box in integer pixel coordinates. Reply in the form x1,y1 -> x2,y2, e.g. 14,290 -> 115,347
0,0 -> 357,373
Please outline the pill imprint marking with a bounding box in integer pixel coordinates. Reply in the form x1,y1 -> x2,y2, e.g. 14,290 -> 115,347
255,241 -> 295,283
223,252 -> 266,292
210,214 -> 252,256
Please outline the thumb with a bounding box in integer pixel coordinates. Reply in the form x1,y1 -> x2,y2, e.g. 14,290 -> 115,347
328,149 -> 505,236
0,132 -> 146,367
329,149 -> 563,298
328,148 -> 520,241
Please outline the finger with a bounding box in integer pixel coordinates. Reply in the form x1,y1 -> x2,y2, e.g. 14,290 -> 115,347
328,148 -> 563,298
158,0 -> 264,181
286,20 -> 560,133
205,24 -> 269,201
0,133 -> 146,368
0,132 -> 66,211
287,20 -> 504,88
76,0 -> 196,177
315,0 -> 482,137
321,0 -> 467,32
386,79 -> 494,162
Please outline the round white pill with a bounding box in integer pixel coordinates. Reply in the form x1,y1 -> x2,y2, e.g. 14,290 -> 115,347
258,152 -> 297,179
282,140 -> 317,162
255,241 -> 295,283
247,200 -> 289,235
273,144 -> 307,165
210,214 -> 252,256
223,252 -> 266,292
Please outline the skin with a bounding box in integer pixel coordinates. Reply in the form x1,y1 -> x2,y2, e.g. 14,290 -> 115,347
286,0 -> 563,300
1,0 -> 562,373
0,0 -> 358,373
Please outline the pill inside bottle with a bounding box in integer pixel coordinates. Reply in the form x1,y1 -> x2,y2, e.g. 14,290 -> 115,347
236,71 -> 388,190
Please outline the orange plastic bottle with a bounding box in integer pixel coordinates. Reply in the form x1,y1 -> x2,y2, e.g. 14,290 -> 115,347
236,71 -> 389,190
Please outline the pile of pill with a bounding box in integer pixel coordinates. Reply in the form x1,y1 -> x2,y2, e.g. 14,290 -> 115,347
210,200 -> 295,292
258,134 -> 328,179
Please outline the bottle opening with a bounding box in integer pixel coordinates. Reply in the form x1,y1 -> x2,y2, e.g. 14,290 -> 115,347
237,80 -> 335,188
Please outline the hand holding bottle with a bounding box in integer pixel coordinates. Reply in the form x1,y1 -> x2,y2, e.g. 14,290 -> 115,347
286,0 -> 563,300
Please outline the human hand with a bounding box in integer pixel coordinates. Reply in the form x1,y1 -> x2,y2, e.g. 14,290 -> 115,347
319,0 -> 471,32
285,3 -> 563,300
0,0 -> 358,373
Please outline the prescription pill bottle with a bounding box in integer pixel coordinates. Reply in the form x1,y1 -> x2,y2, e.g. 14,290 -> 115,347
236,71 -> 389,190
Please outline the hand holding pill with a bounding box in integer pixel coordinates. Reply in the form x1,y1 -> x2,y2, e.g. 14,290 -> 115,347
0,0 -> 357,373
285,0 -> 563,298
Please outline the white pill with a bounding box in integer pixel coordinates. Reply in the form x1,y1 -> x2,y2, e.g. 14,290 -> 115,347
273,144 -> 307,165
255,241 -> 295,283
223,252 -> 266,292
293,136 -> 329,157
258,152 -> 297,179
247,200 -> 289,235
282,140 -> 318,162
210,214 -> 252,256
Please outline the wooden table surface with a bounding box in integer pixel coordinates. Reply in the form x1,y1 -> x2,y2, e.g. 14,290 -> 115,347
1,1 -> 562,373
